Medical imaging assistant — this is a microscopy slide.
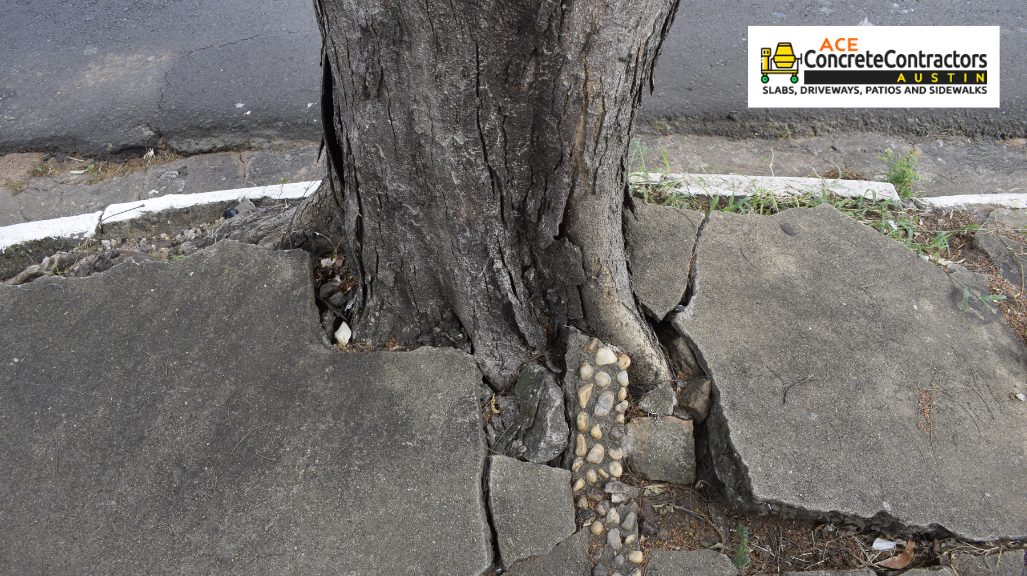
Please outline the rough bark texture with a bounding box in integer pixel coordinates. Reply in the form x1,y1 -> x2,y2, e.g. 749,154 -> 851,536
306,0 -> 680,390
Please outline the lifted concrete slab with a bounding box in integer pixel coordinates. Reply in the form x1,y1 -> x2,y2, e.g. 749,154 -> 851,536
0,241 -> 491,575
676,205 -> 1027,540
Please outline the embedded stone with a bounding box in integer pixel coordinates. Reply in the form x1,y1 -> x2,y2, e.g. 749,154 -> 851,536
594,391 -> 615,417
577,412 -> 590,432
573,478 -> 585,492
591,521 -> 605,536
617,370 -> 629,386
579,362 -> 595,381
627,551 -> 644,564
618,387 -> 628,401
586,443 -> 605,464
595,371 -> 612,387
606,508 -> 621,525
578,383 -> 594,409
575,433 -> 587,457
590,424 -> 603,440
609,447 -> 624,461
617,353 -> 631,370
586,469 -> 598,484
609,461 -> 623,478
607,528 -> 623,550
615,401 -> 629,413
595,348 -> 617,365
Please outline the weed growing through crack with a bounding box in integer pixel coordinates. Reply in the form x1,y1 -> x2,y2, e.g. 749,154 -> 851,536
882,149 -> 921,199
733,524 -> 753,570
631,183 -> 980,263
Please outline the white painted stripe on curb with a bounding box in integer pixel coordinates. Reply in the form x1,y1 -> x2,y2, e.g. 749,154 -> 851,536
631,173 -> 901,202
916,193 -> 1027,210
100,180 -> 321,224
0,212 -> 103,252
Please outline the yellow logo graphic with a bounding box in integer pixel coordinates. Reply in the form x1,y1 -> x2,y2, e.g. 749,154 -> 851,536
761,42 -> 800,84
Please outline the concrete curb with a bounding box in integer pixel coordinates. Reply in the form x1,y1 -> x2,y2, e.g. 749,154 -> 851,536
1,181 -> 320,252
915,193 -> 1027,210
631,172 -> 901,202
3,177 -> 1025,253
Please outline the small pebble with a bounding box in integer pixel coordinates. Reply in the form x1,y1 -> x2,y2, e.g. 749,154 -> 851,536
577,496 -> 590,509
223,208 -> 239,219
613,555 -> 625,566
631,569 -> 642,576
580,362 -> 595,381
609,461 -> 623,477
590,424 -> 603,440
572,458 -> 584,472
594,391 -> 615,417
606,508 -> 621,525
585,338 -> 600,354
579,384 -> 594,408
615,400 -> 629,413
595,371 -> 611,387
334,322 -> 352,345
592,567 -> 610,576
617,353 -> 631,370
609,447 -> 624,460
575,434 -> 587,457
615,414 -> 625,424
586,469 -> 598,484
586,443 -> 605,464
577,412 -> 590,432
627,550 -> 644,564
617,371 -> 629,386
595,347 -> 617,365
599,468 -> 610,479
618,387 -> 628,401
607,528 -> 623,550
590,521 -> 605,536
621,511 -> 637,532
573,478 -> 585,492
624,533 -> 637,545
596,501 -> 610,515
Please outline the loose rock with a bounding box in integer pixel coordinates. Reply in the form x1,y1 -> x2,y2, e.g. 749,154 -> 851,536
625,416 -> 696,486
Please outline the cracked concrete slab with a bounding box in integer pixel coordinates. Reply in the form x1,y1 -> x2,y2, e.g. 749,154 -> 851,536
0,241 -> 491,575
625,201 -> 703,321
0,145 -> 321,226
675,205 -> 1027,540
488,456 -> 576,566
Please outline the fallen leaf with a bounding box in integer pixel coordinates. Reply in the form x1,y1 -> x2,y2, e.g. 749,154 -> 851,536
878,539 -> 915,569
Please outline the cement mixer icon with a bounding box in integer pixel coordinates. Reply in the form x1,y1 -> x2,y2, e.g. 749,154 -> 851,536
760,42 -> 800,83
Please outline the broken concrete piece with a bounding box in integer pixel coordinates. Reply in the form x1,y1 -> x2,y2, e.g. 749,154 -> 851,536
678,205 -> 1027,540
0,241 -> 492,575
503,530 -> 591,575
488,456 -> 576,566
512,364 -> 569,463
977,208 -> 1027,289
784,566 -> 875,570
646,548 -> 738,576
625,416 -> 696,485
639,381 -> 678,415
624,201 -> 703,320
679,376 -> 712,423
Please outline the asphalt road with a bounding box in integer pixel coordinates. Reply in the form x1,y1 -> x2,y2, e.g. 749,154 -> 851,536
1,0 -> 1024,155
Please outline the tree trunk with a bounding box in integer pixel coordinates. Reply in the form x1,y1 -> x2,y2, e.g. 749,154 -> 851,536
299,0 -> 680,391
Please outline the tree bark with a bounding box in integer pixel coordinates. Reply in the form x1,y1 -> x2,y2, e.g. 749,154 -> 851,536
302,0 -> 680,391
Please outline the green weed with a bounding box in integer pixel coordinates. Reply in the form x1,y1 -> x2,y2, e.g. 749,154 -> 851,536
733,524 -> 752,570
882,149 -> 921,199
